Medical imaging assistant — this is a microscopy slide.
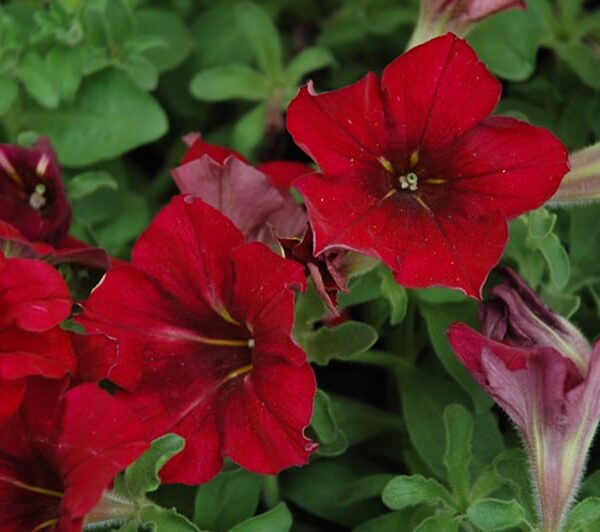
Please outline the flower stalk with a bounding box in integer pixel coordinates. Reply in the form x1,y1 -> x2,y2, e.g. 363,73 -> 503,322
550,143 -> 600,205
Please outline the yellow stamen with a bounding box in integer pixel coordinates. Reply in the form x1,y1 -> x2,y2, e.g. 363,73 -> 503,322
0,476 -> 64,498
410,150 -> 419,168
378,156 -> 394,173
197,336 -> 252,348
414,196 -> 432,212
33,519 -> 59,531
217,307 -> 242,326
382,189 -> 397,201
220,364 -> 253,385
36,154 -> 50,177
0,150 -> 23,187
424,178 -> 446,185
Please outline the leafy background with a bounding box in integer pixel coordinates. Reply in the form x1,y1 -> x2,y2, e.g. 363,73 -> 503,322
2,0 -> 600,530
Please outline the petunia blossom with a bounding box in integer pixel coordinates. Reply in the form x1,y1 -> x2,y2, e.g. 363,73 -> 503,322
0,140 -> 109,270
287,33 -> 568,298
448,270 -> 600,531
0,252 -> 75,425
409,0 -> 526,46
77,195 -> 317,484
0,379 -> 149,531
172,133 -> 309,243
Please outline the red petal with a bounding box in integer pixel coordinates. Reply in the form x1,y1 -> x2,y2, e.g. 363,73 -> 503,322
69,332 -> 118,385
286,74 -> 390,177
435,116 -> 569,217
297,172 -> 507,298
181,133 -> 249,165
57,384 -> 149,516
222,359 -> 316,474
381,33 -> 500,154
132,195 -> 244,317
0,378 -> 24,426
257,161 -> 314,190
0,256 -> 71,332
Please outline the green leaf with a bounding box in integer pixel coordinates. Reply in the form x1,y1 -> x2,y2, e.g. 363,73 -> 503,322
528,208 -> 556,239
193,468 -> 262,531
16,51 -> 60,108
67,171 -> 118,200
354,511 -> 414,532
190,64 -> 270,102
418,301 -> 492,412
136,503 -> 201,532
379,266 -> 408,325
136,9 -> 193,72
46,45 -> 82,101
564,497 -> 600,531
553,41 -> 600,89
302,321 -> 378,366
310,389 -> 348,456
492,449 -> 536,521
468,9 -> 542,80
121,54 -> 159,91
284,46 -> 335,86
443,404 -> 473,505
281,460 -> 382,527
338,268 -> 382,307
229,502 -> 292,532
234,2 -> 283,78
414,512 -> 458,532
467,498 -> 527,531
341,474 -> 396,506
537,233 -> 570,290
232,103 -> 266,156
0,78 -> 18,115
121,434 -> 185,500
22,69 -> 167,166
382,475 -> 454,511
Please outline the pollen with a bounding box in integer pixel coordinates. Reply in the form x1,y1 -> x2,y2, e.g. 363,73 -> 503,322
399,172 -> 418,191
29,183 -> 47,210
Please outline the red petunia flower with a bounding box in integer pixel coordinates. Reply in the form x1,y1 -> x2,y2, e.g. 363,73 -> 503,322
286,34 -> 568,299
0,379 -> 149,531
0,140 -> 109,270
77,195 -> 317,484
173,133 -> 309,243
0,252 -> 75,425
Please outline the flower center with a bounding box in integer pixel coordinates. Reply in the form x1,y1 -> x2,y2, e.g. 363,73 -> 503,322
398,172 -> 419,191
29,183 -> 47,210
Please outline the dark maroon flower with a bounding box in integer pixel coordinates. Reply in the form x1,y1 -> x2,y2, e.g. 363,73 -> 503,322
0,379 -> 149,531
0,252 -> 75,426
448,271 -> 600,531
287,34 -> 568,299
0,139 -> 70,246
78,196 -> 317,484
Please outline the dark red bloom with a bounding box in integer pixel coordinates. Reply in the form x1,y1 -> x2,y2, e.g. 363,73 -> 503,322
173,133 -> 309,243
0,139 -> 70,246
78,196 -> 317,484
0,252 -> 75,425
0,379 -> 148,531
287,34 -> 568,298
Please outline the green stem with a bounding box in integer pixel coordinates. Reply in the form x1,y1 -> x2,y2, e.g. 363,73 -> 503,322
262,475 -> 281,509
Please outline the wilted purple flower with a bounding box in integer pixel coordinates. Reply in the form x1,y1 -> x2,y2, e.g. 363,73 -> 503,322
449,269 -> 600,531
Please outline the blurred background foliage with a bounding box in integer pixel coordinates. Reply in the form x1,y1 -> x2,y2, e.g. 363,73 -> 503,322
3,1 -> 600,530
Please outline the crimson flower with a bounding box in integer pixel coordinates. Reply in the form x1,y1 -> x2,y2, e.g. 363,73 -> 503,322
0,378 -> 148,532
0,252 -> 75,426
172,133 -> 309,243
287,34 -> 568,298
448,270 -> 600,531
0,140 -> 108,269
78,195 -> 317,484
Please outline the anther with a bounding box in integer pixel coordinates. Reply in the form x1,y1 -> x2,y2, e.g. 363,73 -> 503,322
36,155 -> 50,177
29,183 -> 47,210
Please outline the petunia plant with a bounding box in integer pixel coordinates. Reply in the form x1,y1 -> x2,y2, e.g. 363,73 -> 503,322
3,1 -> 600,531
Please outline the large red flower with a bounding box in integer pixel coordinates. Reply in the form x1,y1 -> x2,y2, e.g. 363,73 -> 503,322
287,33 -> 568,298
0,379 -> 148,531
78,195 -> 317,484
0,252 -> 75,425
